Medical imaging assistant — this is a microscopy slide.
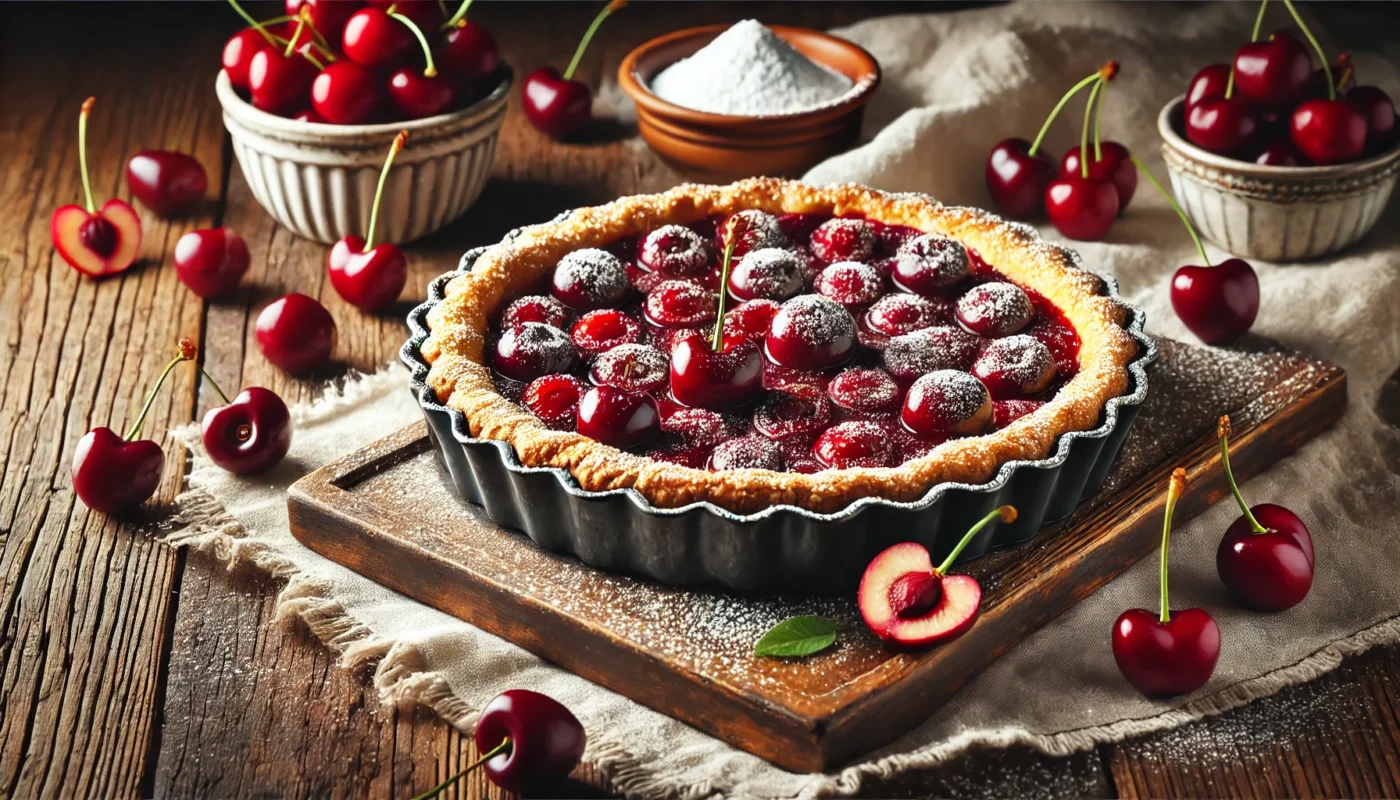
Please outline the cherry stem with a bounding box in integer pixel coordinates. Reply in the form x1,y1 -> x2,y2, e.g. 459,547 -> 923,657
364,131 -> 408,253
1080,78 -> 1104,179
563,0 -> 626,82
1336,55 -> 1353,94
125,340 -> 197,442
442,0 -> 475,30
226,0 -> 279,47
1092,77 -> 1106,162
283,12 -> 307,58
1281,0 -> 1333,100
77,97 -> 96,214
710,219 -> 740,352
1028,63 -> 1115,157
1218,416 -> 1268,534
936,505 -> 1017,576
391,12 -> 439,77
200,368 -> 232,406
410,738 -> 510,800
1130,155 -> 1211,267
1159,468 -> 1187,623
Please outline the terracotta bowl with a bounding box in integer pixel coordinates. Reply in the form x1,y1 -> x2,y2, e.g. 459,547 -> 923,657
618,25 -> 880,181
1158,95 -> 1400,262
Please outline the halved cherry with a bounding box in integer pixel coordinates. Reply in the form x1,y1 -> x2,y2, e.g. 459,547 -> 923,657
522,373 -> 586,430
571,309 -> 641,357
662,407 -> 746,448
722,299 -> 780,341
753,393 -> 832,441
827,368 -> 899,413
971,334 -> 1057,399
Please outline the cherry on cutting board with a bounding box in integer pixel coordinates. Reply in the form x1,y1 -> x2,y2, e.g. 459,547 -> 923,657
72,340 -> 195,513
1045,63 -> 1123,240
126,150 -> 208,217
522,0 -> 626,139
385,13 -> 456,118
1112,468 -> 1221,697
175,228 -> 250,298
328,132 -> 409,311
1214,416 -> 1314,611
858,506 -> 1017,647
256,293 -> 338,373
311,61 -> 384,124
200,376 -> 293,475
51,97 -> 143,278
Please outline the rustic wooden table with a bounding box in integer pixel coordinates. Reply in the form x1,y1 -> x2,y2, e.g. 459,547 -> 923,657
3,2 -> 1399,798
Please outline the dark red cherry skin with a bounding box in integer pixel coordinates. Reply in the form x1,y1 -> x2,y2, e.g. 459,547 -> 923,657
327,236 -> 407,311
722,299 -> 779,341
439,21 -> 500,90
201,387 -> 292,474
388,68 -> 456,118
813,421 -> 895,469
571,309 -> 641,356
174,228 -> 250,298
1171,258 -> 1259,345
248,48 -> 318,116
901,370 -> 992,438
1349,85 -> 1397,152
127,151 -> 208,216
72,427 -> 164,513
474,689 -> 586,794
1186,98 -> 1260,157
669,333 -> 764,411
1233,33 -> 1313,109
576,386 -> 660,449
293,108 -> 329,123
986,137 -> 1055,220
286,0 -> 358,49
522,67 -> 591,140
1112,608 -> 1220,697
1255,137 -> 1305,166
503,295 -> 571,330
522,373 -> 585,429
341,7 -> 414,70
1217,503 -> 1314,611
312,62 -> 384,124
493,322 -> 576,382
223,29 -> 272,91
1291,98 -> 1368,165
1059,142 -> 1136,210
1045,176 -> 1119,242
1186,63 -> 1230,109
764,295 -> 857,371
256,293 -> 337,373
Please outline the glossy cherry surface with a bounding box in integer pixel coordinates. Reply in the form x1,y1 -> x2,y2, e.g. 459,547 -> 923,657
764,295 -> 856,371
72,428 -> 165,513
669,333 -> 763,411
174,228 -> 250,298
901,369 -> 992,438
1349,85 -> 1397,151
341,6 -> 413,69
1059,142 -> 1136,211
285,0 -> 357,48
1290,98 -> 1368,164
522,67 -> 591,140
327,236 -> 406,311
52,98 -> 142,277
1045,176 -> 1119,241
576,385 -> 659,449
474,690 -> 586,794
223,28 -> 272,90
256,293 -> 337,373
1171,258 -> 1259,345
388,68 -> 455,117
1233,33 -> 1313,109
985,138 -> 1054,220
1186,63 -> 1230,108
201,387 -> 292,474
1112,608 -> 1221,697
248,48 -> 317,115
126,150 -> 208,216
439,21 -> 500,89
312,62 -> 384,124
1186,98 -> 1259,156
1254,137 -> 1304,166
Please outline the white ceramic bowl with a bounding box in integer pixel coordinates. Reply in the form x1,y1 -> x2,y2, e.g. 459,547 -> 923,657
1158,95 -> 1400,262
216,68 -> 512,244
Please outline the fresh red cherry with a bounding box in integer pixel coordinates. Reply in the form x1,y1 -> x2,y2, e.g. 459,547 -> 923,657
72,340 -> 195,512
1113,469 -> 1221,697
521,0 -> 624,139
1172,258 -> 1259,344
669,332 -> 763,411
1233,32 -> 1313,109
638,224 -> 710,276
764,295 -> 856,371
890,234 -> 969,296
1291,98 -> 1367,164
126,150 -> 208,216
385,13 -> 457,118
576,385 -> 659,449
256,293 -> 338,373
248,45 -> 318,116
901,369 -> 992,438
809,217 -> 876,263
1214,416 -> 1314,611
285,0 -> 358,49
51,98 -> 142,278
439,17 -> 500,91
1254,137 -> 1305,166
293,108 -> 329,123
174,228 -> 250,298
223,28 -> 274,91
972,334 -> 1056,399
522,373 -> 586,430
201,384 -> 293,474
985,138 -> 1055,220
328,132 -> 408,311
814,420 -> 896,469
572,309 -> 642,356
1186,63 -> 1230,109
1349,85 -> 1397,152
368,0 -> 442,31
311,61 -> 383,124
590,343 -> 668,394
471,690 -> 586,794
502,294 -> 571,330
728,248 -> 804,302
814,261 -> 883,306
494,322 -> 576,382
1059,142 -> 1136,211
1045,175 -> 1119,241
551,248 -> 630,310
1186,98 -> 1260,156
955,282 -> 1034,337
341,6 -> 413,69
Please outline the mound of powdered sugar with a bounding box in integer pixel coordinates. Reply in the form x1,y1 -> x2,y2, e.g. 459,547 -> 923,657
648,20 -> 855,116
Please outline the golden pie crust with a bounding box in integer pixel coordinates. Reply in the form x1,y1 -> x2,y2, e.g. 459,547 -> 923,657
421,179 -> 1138,514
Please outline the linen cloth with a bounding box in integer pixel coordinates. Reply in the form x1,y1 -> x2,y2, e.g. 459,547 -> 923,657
174,3 -> 1400,798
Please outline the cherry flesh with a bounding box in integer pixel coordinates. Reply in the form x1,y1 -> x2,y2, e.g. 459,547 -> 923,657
174,228 -> 250,298
52,98 -> 142,277
126,150 -> 208,216
256,293 -> 338,373
312,62 -> 384,124
523,374 -> 586,430
1171,258 -> 1259,345
202,386 -> 293,474
474,690 -> 586,794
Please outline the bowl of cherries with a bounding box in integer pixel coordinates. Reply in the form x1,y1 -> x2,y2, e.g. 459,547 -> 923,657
1159,0 -> 1400,262
215,0 -> 511,244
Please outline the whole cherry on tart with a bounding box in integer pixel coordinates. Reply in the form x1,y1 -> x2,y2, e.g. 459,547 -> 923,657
494,322 -> 576,382
865,293 -> 949,337
52,98 -> 143,278
1215,416 -> 1314,611
814,420 -> 896,469
572,309 -> 642,356
814,261 -> 883,307
341,4 -> 414,69
576,385 -> 659,449
1113,469 -> 1221,697
955,281 -> 1033,337
728,248 -> 804,302
890,234 -> 968,296
765,295 -> 857,371
200,375 -> 293,475
503,294 -> 571,330
328,132 -> 409,311
638,224 -> 710,276
710,435 -> 783,471
386,14 -> 457,118
256,293 -> 338,373
722,298 -> 780,341
174,228 -> 250,298
985,62 -> 1117,219
522,373 -> 586,430
522,0 -> 626,139
972,334 -> 1056,399
551,248 -> 630,310
901,369 -> 992,438
311,62 -> 384,124
859,506 -> 1018,646
126,151 -> 207,216
590,343 -> 669,394
809,217 -> 875,263
670,242 -> 764,411
72,340 -> 195,513
827,368 -> 899,414
881,326 -> 982,384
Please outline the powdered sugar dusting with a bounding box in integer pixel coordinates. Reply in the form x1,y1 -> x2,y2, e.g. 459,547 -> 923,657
882,325 -> 983,381
974,335 -> 1055,392
908,369 -> 990,425
710,435 -> 783,471
730,248 -> 803,300
956,282 -> 1033,336
770,295 -> 857,348
590,344 -> 669,394
815,261 -> 883,305
810,217 -> 876,263
640,224 -> 710,276
554,248 -> 629,305
866,293 -> 951,336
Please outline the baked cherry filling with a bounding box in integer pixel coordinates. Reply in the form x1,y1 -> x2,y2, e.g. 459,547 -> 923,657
489,211 -> 1082,473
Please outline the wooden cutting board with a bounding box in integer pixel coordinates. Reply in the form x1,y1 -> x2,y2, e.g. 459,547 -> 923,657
287,338 -> 1345,772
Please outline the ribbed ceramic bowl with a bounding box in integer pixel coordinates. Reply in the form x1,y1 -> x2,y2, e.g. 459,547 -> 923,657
1159,95 -> 1400,262
215,67 -> 512,244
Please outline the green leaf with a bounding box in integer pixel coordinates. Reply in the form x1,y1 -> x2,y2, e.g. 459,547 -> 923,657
754,616 -> 840,658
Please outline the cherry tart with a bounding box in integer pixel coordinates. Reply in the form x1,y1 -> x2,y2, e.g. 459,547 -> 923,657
421,179 -> 1137,514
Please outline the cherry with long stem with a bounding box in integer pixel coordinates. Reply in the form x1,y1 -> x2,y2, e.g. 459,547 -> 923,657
1156,467 -> 1184,623
520,0 -> 626,139
1225,0 -> 1271,100
1029,64 -> 1116,161
1044,65 -> 1120,240
52,97 -> 143,276
327,132 -> 409,311
1281,0 -> 1332,99
128,339 -> 198,442
387,12 -> 455,116
1131,155 -> 1210,267
227,0 -> 281,47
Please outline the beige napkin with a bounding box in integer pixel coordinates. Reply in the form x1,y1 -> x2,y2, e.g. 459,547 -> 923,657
175,3 -> 1400,798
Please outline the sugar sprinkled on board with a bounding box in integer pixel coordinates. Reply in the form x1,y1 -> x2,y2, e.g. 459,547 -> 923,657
648,20 -> 855,116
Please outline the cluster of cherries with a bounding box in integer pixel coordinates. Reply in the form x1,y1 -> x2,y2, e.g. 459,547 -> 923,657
489,210 -> 1081,474
222,0 -> 499,123
1184,0 -> 1396,166
1112,418 -> 1316,697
